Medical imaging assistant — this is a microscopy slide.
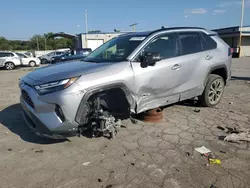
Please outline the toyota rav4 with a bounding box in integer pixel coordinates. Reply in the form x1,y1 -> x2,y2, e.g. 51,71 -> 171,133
19,27 -> 232,139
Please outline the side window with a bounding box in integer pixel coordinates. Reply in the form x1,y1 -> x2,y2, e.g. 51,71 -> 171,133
201,33 -> 217,51
56,52 -> 63,55
144,33 -> 178,59
5,52 -> 14,57
16,53 -> 26,58
0,52 -> 6,57
178,32 -> 203,55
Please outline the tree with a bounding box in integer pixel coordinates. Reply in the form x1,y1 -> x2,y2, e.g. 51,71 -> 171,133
0,32 -> 74,51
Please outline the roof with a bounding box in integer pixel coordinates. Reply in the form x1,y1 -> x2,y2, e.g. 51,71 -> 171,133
48,32 -> 78,39
119,27 -> 207,37
80,27 -> 207,36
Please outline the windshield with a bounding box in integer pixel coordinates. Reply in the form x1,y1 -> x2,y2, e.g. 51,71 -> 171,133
84,35 -> 146,62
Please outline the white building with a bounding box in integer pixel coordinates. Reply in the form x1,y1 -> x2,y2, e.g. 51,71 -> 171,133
79,32 -> 126,50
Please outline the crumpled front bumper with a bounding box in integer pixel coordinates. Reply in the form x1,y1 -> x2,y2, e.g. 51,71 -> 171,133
20,96 -> 78,139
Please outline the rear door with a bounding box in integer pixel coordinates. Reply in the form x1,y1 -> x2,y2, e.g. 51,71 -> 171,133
16,53 -> 29,65
171,32 -> 210,101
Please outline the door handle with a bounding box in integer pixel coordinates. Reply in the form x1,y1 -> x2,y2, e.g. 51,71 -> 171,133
171,64 -> 182,70
205,55 -> 213,60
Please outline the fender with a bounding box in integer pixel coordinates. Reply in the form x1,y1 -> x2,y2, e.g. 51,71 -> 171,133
204,64 -> 228,86
75,82 -> 135,124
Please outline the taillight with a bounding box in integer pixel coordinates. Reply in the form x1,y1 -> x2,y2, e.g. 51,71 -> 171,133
228,47 -> 233,56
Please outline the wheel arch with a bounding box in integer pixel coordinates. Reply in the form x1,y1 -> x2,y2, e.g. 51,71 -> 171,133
75,83 -> 135,125
204,65 -> 228,86
4,61 -> 14,65
29,60 -> 36,65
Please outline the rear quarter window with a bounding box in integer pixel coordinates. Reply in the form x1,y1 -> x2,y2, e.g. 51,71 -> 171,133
201,32 -> 217,51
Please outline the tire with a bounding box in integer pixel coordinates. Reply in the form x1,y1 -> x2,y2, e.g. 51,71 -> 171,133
29,61 -> 36,67
199,74 -> 225,107
5,62 -> 15,70
41,59 -> 48,64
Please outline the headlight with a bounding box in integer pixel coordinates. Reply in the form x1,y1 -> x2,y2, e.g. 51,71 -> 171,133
34,77 -> 79,95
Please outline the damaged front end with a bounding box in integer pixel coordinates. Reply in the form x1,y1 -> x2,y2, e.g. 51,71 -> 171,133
77,89 -> 131,139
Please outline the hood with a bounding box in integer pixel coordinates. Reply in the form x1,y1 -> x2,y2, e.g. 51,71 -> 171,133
24,61 -> 112,85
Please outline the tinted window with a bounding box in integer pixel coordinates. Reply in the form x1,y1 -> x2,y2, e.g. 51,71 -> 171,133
55,52 -> 63,55
47,52 -> 55,56
5,52 -> 14,57
201,33 -> 217,50
0,52 -> 6,57
16,53 -> 26,58
144,33 -> 178,59
178,32 -> 203,55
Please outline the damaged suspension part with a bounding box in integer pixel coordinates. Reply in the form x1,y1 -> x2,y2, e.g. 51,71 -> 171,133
79,94 -> 122,139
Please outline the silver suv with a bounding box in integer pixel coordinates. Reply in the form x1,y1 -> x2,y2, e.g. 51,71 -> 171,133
0,51 -> 21,70
19,27 -> 232,139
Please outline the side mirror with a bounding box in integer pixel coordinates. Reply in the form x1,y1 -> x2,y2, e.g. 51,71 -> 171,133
141,52 -> 162,68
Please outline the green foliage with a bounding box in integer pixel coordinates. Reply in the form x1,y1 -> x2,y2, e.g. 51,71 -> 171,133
0,33 -> 74,51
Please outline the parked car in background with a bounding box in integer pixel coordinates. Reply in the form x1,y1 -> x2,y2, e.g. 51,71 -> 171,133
0,51 -> 21,70
50,48 -> 92,64
15,52 -> 40,67
24,51 -> 35,58
78,48 -> 92,56
39,51 -> 66,64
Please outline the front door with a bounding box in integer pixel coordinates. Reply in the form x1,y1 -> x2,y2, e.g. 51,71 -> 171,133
131,32 -> 181,113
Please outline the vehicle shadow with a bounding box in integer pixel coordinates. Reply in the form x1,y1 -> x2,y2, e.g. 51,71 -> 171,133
231,76 -> 250,81
0,103 -> 68,144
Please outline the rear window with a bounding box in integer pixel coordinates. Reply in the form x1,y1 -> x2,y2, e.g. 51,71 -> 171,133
201,33 -> 217,51
5,52 -> 14,57
178,32 -> 203,55
0,52 -> 6,57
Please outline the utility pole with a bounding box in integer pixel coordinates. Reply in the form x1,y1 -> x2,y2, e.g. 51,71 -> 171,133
185,15 -> 189,27
36,37 -> 39,51
129,23 -> 138,32
85,10 -> 88,48
44,34 -> 47,50
239,0 -> 245,57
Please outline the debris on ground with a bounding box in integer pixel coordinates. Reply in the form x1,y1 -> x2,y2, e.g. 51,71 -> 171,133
193,108 -> 200,113
131,162 -> 135,166
98,178 -> 103,182
7,148 -> 12,151
210,184 -> 219,188
195,146 -> 211,154
217,125 -> 250,143
141,108 -> 163,123
105,185 -> 113,188
209,158 -> 221,165
35,149 -> 43,153
229,102 -> 233,104
185,152 -> 191,156
82,162 -> 91,166
195,146 -> 221,165
224,132 -> 250,143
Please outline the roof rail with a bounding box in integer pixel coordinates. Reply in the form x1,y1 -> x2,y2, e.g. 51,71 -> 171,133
149,27 -> 206,35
